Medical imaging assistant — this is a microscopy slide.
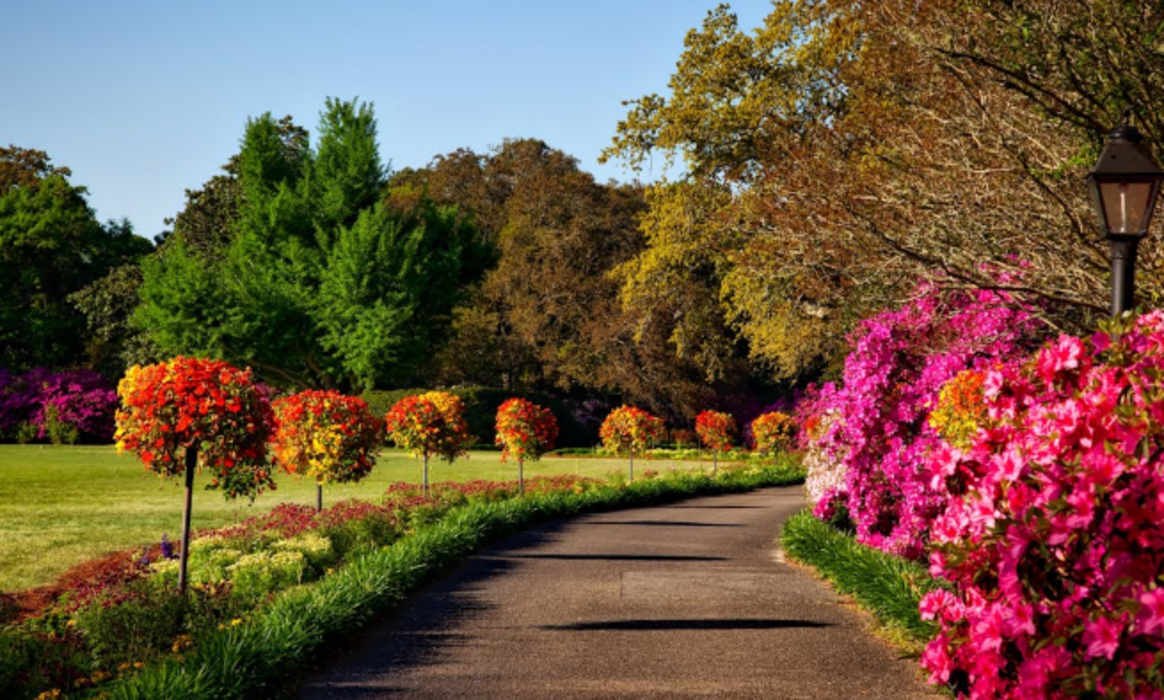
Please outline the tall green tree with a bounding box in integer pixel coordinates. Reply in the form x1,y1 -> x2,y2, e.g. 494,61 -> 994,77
136,98 -> 488,391
0,149 -> 152,372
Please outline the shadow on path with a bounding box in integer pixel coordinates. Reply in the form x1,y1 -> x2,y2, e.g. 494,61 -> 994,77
541,618 -> 834,632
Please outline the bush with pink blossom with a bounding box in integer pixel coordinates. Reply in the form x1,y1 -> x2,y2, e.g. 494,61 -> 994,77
803,283 -> 1041,558
919,312 -> 1164,698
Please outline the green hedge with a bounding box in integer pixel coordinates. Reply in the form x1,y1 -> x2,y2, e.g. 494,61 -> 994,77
780,510 -> 947,644
102,462 -> 805,699
363,385 -> 593,447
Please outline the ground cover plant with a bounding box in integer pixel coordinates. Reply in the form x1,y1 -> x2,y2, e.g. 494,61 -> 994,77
0,458 -> 804,700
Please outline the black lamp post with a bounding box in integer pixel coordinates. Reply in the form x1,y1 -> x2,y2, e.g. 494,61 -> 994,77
1087,120 -> 1164,317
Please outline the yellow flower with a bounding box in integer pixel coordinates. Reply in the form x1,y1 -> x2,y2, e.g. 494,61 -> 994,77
65,619 -> 77,627
231,617 -> 243,626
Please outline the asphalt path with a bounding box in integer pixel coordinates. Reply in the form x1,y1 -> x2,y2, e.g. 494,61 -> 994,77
298,486 -> 937,699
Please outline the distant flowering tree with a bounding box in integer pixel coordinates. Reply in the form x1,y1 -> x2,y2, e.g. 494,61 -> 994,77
750,411 -> 797,456
920,313 -> 1164,698
694,409 -> 736,475
494,398 -> 558,493
115,356 -> 274,593
599,405 -> 664,482
271,390 -> 382,510
384,391 -> 472,495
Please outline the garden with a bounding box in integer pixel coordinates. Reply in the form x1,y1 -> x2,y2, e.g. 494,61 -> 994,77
0,356 -> 804,699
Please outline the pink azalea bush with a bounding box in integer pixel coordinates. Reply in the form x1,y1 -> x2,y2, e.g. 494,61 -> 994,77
920,313 -> 1164,698
0,368 -> 118,443
803,283 -> 1041,557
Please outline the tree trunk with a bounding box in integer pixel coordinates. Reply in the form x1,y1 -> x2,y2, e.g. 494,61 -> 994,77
713,452 -> 718,477
628,451 -> 634,483
316,483 -> 323,512
518,457 -> 524,495
178,445 -> 197,596
423,453 -> 430,496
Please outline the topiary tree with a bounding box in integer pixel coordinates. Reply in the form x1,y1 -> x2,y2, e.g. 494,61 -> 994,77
599,405 -> 664,482
494,397 -> 558,494
751,411 -> 797,458
384,391 -> 472,495
271,390 -> 382,511
694,409 -> 736,476
114,356 -> 274,594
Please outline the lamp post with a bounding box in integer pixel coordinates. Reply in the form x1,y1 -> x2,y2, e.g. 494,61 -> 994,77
1086,119 -> 1164,318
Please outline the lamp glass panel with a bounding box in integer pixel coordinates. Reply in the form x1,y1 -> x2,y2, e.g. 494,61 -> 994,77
1099,181 -> 1154,234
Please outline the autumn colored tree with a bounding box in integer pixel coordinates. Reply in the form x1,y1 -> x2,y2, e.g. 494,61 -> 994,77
694,409 -> 736,475
384,391 -> 473,494
494,397 -> 559,493
750,411 -> 797,457
114,357 -> 274,593
271,390 -> 382,510
599,405 -> 665,482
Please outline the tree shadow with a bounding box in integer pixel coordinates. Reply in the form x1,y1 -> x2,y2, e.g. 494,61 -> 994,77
585,520 -> 743,528
541,618 -> 833,632
501,553 -> 728,562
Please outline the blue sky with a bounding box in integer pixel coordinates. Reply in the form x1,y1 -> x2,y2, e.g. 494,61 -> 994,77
4,1 -> 773,237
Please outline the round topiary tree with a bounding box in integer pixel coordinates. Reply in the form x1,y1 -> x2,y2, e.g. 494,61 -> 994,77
751,411 -> 797,459
494,397 -> 559,494
599,405 -> 664,482
695,409 -> 736,476
271,390 -> 382,511
384,391 -> 472,495
115,356 -> 274,594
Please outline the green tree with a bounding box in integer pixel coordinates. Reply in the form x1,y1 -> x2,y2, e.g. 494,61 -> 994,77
0,158 -> 152,371
136,98 -> 488,391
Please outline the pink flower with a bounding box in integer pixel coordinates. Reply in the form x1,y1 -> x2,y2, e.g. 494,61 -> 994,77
1082,615 -> 1124,660
1036,335 -> 1084,384
1136,588 -> 1164,637
919,589 -> 963,622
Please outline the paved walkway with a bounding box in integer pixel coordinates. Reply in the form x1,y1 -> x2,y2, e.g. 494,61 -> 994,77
298,486 -> 936,699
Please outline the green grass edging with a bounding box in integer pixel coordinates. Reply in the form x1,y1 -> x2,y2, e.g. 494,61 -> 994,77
780,510 -> 947,646
102,465 -> 805,699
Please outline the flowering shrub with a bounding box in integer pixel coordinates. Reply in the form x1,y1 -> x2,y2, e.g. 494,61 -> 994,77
802,284 -> 1041,557
750,411 -> 797,455
799,407 -> 848,514
495,398 -> 558,462
694,410 -> 736,453
114,357 -> 275,500
919,314 -> 1164,698
271,390 -> 381,485
0,368 -> 118,443
384,392 -> 472,463
599,405 -> 664,455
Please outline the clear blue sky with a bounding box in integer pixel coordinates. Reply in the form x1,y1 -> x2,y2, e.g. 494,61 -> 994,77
4,1 -> 772,237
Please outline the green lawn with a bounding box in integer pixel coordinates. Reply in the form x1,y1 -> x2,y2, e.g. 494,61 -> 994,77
0,445 -> 721,592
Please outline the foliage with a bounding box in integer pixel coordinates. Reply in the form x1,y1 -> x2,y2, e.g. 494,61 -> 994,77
926,369 -> 987,451
494,397 -> 558,462
694,409 -> 736,452
271,390 -> 381,485
136,99 -> 491,392
750,410 -> 797,455
0,368 -> 118,443
599,405 -> 665,455
114,357 -> 275,500
782,510 -> 945,646
920,313 -> 1164,698
803,282 -> 1042,558
384,392 -> 472,463
0,160 -> 152,372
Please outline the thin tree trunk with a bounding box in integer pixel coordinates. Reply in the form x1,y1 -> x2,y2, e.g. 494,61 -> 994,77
518,457 -> 524,494
423,453 -> 430,496
316,483 -> 323,512
713,452 -> 718,477
629,451 -> 634,483
178,445 -> 197,596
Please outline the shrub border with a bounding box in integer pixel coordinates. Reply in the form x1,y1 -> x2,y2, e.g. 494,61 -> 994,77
102,464 -> 805,699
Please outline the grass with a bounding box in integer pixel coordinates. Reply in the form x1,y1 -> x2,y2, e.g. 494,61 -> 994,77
780,510 -> 948,650
0,445 -> 731,592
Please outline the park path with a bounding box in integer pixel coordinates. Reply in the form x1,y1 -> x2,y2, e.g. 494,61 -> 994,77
297,486 -> 936,700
